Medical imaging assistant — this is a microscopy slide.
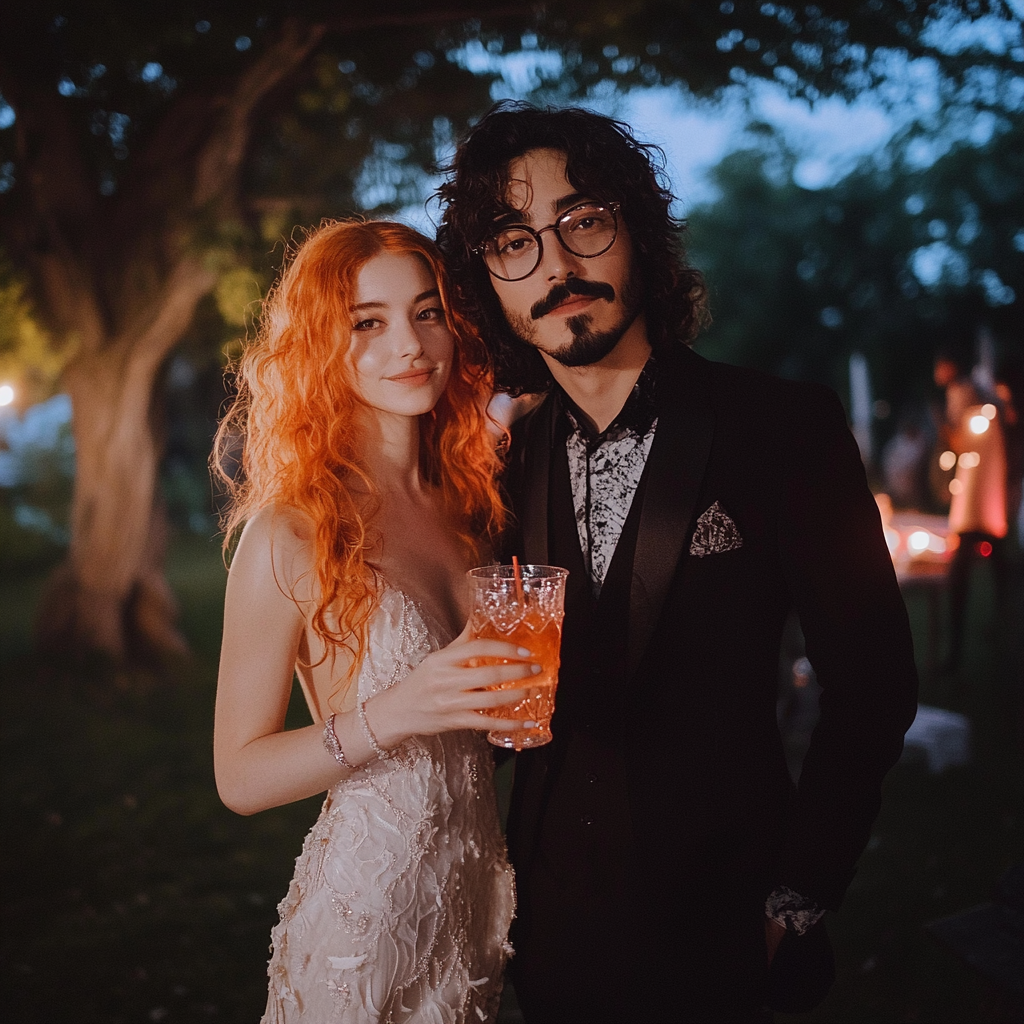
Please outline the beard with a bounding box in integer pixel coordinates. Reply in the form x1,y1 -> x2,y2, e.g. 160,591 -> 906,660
553,309 -> 639,367
504,266 -> 644,368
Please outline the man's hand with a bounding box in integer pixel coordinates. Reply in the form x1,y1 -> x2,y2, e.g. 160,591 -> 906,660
765,917 -> 787,966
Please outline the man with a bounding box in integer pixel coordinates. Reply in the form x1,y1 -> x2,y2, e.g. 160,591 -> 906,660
437,102 -> 918,1023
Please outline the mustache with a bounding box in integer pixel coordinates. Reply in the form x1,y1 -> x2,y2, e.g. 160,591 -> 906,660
530,278 -> 615,320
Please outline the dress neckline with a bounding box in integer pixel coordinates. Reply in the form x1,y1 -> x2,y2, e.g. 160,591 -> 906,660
377,577 -> 458,647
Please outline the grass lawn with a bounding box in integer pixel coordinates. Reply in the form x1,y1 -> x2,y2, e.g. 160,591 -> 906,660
2,532 -> 1022,1023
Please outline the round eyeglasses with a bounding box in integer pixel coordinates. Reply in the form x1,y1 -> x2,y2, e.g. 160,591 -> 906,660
476,202 -> 620,282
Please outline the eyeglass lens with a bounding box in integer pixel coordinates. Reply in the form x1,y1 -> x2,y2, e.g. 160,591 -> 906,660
483,204 -> 617,281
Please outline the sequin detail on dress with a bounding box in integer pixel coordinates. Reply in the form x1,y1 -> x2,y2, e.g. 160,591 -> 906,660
262,587 -> 516,1023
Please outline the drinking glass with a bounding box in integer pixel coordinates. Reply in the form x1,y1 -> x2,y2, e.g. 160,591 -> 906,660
466,564 -> 568,750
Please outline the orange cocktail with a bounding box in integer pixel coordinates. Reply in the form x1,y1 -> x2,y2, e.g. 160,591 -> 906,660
466,564 -> 568,750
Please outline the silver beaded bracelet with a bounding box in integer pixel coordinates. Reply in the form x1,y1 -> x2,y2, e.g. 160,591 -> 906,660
357,699 -> 393,761
322,713 -> 356,770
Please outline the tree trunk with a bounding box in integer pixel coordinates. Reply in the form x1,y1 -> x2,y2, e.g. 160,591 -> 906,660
34,340 -> 189,662
31,253 -> 217,663
10,20 -> 326,664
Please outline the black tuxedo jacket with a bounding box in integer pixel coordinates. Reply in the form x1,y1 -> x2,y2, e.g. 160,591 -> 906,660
499,344 -> 919,1023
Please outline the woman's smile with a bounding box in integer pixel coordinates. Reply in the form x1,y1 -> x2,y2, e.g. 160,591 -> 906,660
386,366 -> 436,385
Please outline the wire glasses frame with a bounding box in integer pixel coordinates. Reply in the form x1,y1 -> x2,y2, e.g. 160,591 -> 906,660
475,202 -> 621,282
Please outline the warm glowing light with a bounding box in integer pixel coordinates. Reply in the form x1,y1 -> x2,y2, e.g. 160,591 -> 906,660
969,414 -> 990,434
978,540 -> 993,557
981,403 -> 997,420
949,478 -> 964,495
0,384 -> 14,406
958,451 -> 981,469
929,535 -> 947,554
883,527 -> 900,555
908,530 -> 930,553
939,450 -> 957,471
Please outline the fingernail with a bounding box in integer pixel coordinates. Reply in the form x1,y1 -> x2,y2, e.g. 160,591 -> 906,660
531,664 -> 542,674
517,647 -> 532,657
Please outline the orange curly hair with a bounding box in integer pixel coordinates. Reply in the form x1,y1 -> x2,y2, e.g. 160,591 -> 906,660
214,220 -> 505,707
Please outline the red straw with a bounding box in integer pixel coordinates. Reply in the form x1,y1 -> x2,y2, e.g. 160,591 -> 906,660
512,555 -> 524,605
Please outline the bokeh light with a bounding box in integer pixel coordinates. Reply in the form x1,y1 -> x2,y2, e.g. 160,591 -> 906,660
908,530 -> 930,553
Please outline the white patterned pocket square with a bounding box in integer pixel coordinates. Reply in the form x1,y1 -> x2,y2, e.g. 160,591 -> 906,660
689,501 -> 743,558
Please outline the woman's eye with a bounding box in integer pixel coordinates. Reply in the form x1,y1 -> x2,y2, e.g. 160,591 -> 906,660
416,306 -> 445,321
352,318 -> 381,331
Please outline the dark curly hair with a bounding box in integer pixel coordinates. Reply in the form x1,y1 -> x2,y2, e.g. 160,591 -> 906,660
435,101 -> 710,395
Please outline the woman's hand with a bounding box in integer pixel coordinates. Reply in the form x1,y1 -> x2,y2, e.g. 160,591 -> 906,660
363,623 -> 542,750
215,508 -> 544,812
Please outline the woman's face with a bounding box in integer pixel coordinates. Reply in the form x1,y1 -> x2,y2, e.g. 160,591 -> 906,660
345,252 -> 454,421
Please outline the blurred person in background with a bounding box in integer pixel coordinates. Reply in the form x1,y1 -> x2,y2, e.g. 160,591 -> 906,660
881,407 -> 932,510
934,348 -> 1011,673
994,364 -> 1024,553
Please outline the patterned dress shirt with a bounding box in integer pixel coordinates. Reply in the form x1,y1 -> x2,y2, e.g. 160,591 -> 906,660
561,361 -> 658,596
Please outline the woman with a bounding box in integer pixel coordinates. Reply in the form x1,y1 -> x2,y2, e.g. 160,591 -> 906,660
213,219 -> 535,1023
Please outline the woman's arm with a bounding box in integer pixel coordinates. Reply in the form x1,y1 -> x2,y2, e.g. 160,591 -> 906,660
214,509 -> 541,816
214,509 -> 347,815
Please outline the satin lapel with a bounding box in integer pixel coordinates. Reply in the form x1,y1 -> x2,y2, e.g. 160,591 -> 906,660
505,395 -> 557,881
518,394 -> 556,566
628,347 -> 715,678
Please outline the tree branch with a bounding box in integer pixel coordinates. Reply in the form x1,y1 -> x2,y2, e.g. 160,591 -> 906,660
315,4 -> 532,34
114,256 -> 219,371
192,19 -> 328,210
4,87 -> 106,348
158,4 -> 531,213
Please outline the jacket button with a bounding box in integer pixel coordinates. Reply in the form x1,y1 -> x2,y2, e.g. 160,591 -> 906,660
581,815 -> 593,826
586,772 -> 598,784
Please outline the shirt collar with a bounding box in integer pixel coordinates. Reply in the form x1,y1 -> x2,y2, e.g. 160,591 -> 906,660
557,357 -> 658,447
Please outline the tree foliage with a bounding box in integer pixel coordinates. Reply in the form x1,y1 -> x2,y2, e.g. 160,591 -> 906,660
2,2 -> 1018,369
689,114 -> 1023,442
0,0 -> 1020,659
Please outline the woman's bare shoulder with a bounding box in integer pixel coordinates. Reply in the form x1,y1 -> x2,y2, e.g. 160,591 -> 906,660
231,504 -> 317,603
238,503 -> 315,544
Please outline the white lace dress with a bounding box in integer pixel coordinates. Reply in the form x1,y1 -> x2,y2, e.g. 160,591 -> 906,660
262,587 -> 516,1024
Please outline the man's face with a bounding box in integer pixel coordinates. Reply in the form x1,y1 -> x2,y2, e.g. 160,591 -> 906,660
487,148 -> 642,368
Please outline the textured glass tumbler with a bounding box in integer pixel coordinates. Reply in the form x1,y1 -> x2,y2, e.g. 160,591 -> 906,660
466,564 -> 568,750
